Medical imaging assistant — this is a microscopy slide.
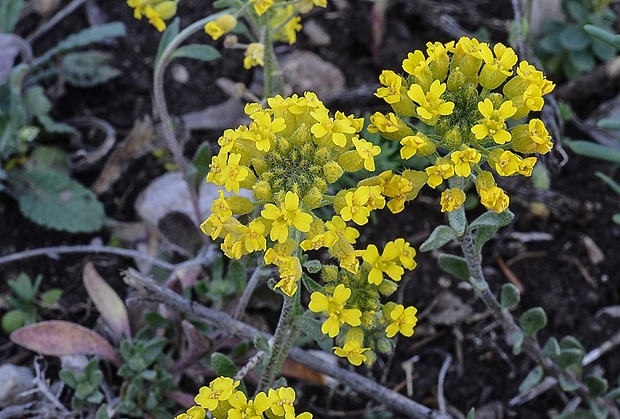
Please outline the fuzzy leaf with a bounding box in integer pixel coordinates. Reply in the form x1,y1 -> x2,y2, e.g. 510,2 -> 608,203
8,168 -> 105,232
172,44 -> 220,62
584,24 -> 618,46
507,329 -> 524,354
83,262 -> 131,341
210,352 -> 237,378
500,283 -> 520,310
559,374 -> 581,392
437,254 -> 470,281
448,208 -> 467,236
293,315 -> 328,343
540,337 -> 561,359
0,0 -> 24,33
596,118 -> 620,130
155,18 -> 180,65
10,320 -> 120,365
467,210 -> 514,231
40,289 -> 63,305
519,366 -> 543,393
474,226 -> 497,253
33,22 -> 126,68
566,139 -> 620,164
225,259 -> 247,293
302,274 -> 323,294
568,49 -> 595,72
560,25 -> 590,51
420,225 -> 457,251
63,51 -> 121,87
586,375 -> 608,398
519,307 -> 547,337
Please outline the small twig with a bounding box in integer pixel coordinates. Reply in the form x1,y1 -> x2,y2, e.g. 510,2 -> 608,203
437,352 -> 452,415
510,0 -> 526,59
495,252 -> 525,292
26,0 -> 89,43
33,357 -> 70,415
233,263 -> 268,320
235,350 -> 265,381
122,269 -> 451,419
0,244 -> 176,271
66,116 -> 116,171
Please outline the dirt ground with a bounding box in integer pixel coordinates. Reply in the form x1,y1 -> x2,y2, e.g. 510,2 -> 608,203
2,0 -> 620,418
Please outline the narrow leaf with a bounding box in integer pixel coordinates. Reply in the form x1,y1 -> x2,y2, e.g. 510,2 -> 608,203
172,44 -> 221,62
596,118 -> 620,130
156,18 -> 180,65
586,375 -> 608,398
519,366 -> 543,393
210,352 -> 237,378
566,140 -> 620,164
293,315 -> 328,343
448,208 -> 467,237
83,262 -> 131,341
420,225 -> 457,252
301,274 -> 323,294
10,321 -> 120,365
467,210 -> 514,231
595,172 -> 620,196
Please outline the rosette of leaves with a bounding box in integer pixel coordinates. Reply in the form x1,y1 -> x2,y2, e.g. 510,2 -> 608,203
534,0 -> 618,79
0,2 -> 125,232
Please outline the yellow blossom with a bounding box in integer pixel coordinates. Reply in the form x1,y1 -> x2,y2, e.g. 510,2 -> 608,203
325,215 -> 359,244
440,187 -> 466,212
450,148 -> 481,177
391,238 -> 417,270
385,304 -> 418,338
250,0 -> 273,15
175,406 -> 206,419
425,159 -> 455,188
204,14 -> 237,40
340,187 -> 371,225
309,284 -> 362,337
228,391 -> 271,419
488,149 -> 521,176
479,185 -> 510,212
244,43 -> 265,69
274,256 -> 302,296
352,137 -> 381,171
310,107 -> 356,147
222,153 -> 249,193
267,387 -> 296,416
400,133 -> 435,159
375,70 -> 404,104
479,42 -> 518,89
261,191 -> 313,243
195,377 -> 239,411
333,338 -> 370,366
471,99 -> 517,145
362,243 -> 404,285
407,80 -> 455,122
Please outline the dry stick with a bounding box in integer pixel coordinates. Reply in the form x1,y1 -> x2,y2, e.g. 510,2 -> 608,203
26,0 -> 89,43
460,232 -> 619,417
509,0 -> 526,59
0,244 -> 176,271
122,269 -> 451,419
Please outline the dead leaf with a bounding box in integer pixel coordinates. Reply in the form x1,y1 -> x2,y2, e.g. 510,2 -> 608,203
580,234 -> 605,265
83,262 -> 131,341
10,320 -> 120,366
91,116 -> 157,195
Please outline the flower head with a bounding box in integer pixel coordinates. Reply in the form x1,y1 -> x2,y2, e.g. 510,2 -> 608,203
309,284 -> 362,337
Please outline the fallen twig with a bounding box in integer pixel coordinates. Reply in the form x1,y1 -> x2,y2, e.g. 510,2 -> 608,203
122,268 -> 452,419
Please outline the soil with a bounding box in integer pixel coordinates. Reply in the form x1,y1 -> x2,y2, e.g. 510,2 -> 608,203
2,1 -> 620,418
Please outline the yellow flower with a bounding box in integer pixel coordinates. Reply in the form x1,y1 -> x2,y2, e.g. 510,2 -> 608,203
385,304 -> 418,338
245,110 -> 286,152
362,244 -> 404,285
195,377 -> 239,411
450,147 -> 481,177
250,0 -> 274,15
175,405 -> 206,419
309,284 -> 362,337
471,98 -> 517,145
478,185 -> 510,213
244,43 -> 265,69
204,14 -> 237,40
340,187 -> 371,225
425,158 -> 454,188
391,238 -> 417,270
274,256 -> 302,296
375,70 -> 404,104
268,387 -> 296,416
352,137 -> 381,171
400,133 -> 435,159
479,43 -> 518,89
333,338 -> 370,366
144,1 -> 177,32
261,191 -> 313,243
325,215 -> 359,244
222,153 -> 250,193
407,80 -> 455,121
440,187 -> 466,212
488,149 -> 521,177
228,391 -> 271,419
310,107 -> 356,147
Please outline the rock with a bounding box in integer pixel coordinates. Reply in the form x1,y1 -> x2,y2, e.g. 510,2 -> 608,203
0,364 -> 35,408
281,50 -> 346,101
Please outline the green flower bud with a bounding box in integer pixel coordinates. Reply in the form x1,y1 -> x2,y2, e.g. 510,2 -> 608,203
252,180 -> 272,201
447,67 -> 466,92
323,161 -> 344,183
377,278 -> 398,296
443,127 -> 462,149
376,336 -> 395,354
363,349 -> 377,365
321,264 -> 339,283
302,186 -> 323,208
226,196 -> 254,215
338,150 -> 364,172
291,123 -> 311,146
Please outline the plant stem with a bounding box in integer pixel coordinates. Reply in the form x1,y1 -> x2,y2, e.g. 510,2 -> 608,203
255,295 -> 296,393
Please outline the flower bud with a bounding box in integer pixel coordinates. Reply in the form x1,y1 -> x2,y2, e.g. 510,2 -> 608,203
443,127 -> 462,149
321,264 -> 339,283
226,196 -> 254,215
447,67 -> 466,92
377,278 -> 398,296
302,186 -> 324,208
376,336 -> 395,354
338,150 -> 364,172
252,180 -> 272,201
291,123 -> 311,147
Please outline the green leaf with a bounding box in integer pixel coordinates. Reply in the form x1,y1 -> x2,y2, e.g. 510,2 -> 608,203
595,171 -> 620,196
171,44 -> 221,62
293,315 -> 328,343
519,366 -> 543,393
540,337 -> 561,359
420,225 -> 457,251
437,254 -> 470,281
559,374 -> 581,392
95,405 -> 110,419
568,49 -> 595,72
33,22 -> 126,68
584,23 -> 617,45
507,329 -> 524,354
210,352 -> 238,378
8,168 -> 105,233
555,409 -> 598,419
301,274 -> 323,294
0,0 -> 24,33
155,18 -> 180,65
23,85 -> 52,118
59,369 -> 78,388
1,309 -> 26,334
613,213 -> 620,225
302,260 -> 322,274
187,142 -> 212,189
36,114 -> 80,138
519,307 -> 547,337
500,283 -> 520,310
225,259 -> 247,293
537,34 -> 562,54
596,118 -> 620,130
40,289 -> 63,305
586,375 -> 608,397
474,226 -> 497,253
253,334 -> 270,352
467,210 -> 514,231
448,208 -> 467,236
604,387 -> 620,400
560,25 -> 591,51
62,51 -> 121,87
466,408 -> 475,419
566,139 -> 620,163
591,38 -> 617,61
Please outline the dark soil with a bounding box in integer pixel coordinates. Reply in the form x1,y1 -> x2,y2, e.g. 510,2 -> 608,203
2,1 -> 620,418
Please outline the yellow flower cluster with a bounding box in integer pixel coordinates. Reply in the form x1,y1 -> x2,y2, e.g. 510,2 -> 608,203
204,1 -> 328,70
126,0 -> 178,32
371,37 -> 555,213
175,377 -> 312,419
201,93 -> 419,364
